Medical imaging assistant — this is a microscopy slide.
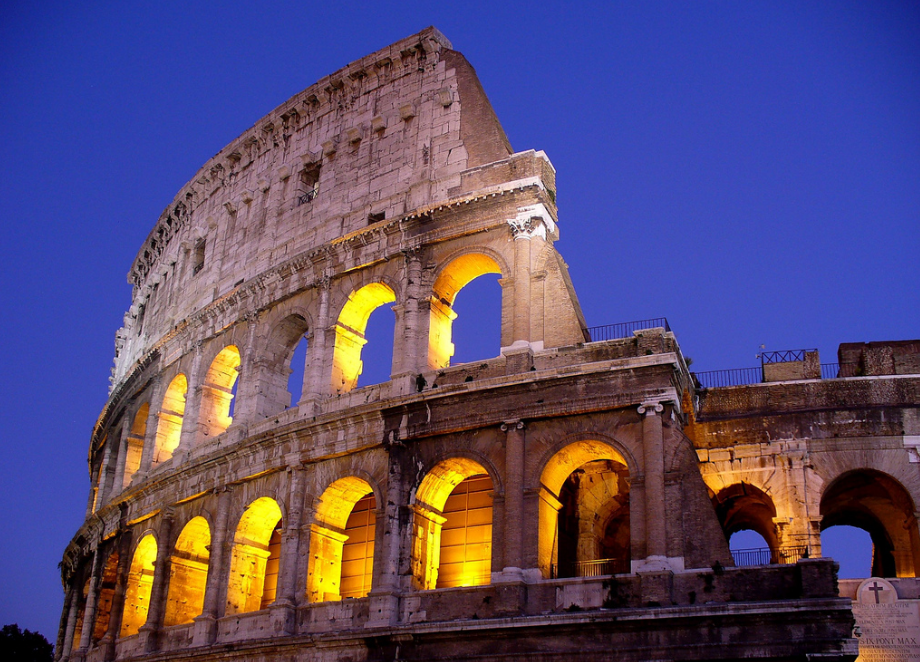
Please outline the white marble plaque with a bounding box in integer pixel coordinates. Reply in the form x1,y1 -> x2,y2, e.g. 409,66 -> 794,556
853,578 -> 920,662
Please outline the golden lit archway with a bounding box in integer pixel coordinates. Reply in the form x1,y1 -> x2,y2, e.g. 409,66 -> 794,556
198,345 -> 241,441
90,550 -> 119,643
153,374 -> 187,466
225,497 -> 283,614
428,253 -> 502,369
538,440 -> 630,578
164,516 -> 210,626
820,470 -> 920,578
120,534 -> 157,637
123,403 -> 149,488
307,476 -> 376,602
331,283 -> 396,394
411,457 -> 493,590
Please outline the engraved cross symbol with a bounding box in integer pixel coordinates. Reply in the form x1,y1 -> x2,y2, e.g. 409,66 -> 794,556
868,581 -> 884,604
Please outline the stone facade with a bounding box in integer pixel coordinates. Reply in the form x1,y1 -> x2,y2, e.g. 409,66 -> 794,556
58,28 -> 919,662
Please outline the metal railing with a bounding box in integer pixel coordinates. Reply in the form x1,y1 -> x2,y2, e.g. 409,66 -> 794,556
693,367 -> 763,389
731,546 -> 808,567
297,188 -> 318,206
761,349 -> 816,364
694,363 -> 859,389
550,557 -> 630,578
585,318 -> 670,343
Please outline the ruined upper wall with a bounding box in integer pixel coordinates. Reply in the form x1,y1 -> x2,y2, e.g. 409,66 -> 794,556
115,27 -> 516,384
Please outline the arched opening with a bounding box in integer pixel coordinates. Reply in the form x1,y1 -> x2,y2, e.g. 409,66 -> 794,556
332,283 -> 396,393
91,550 -> 119,643
429,253 -> 502,369
120,534 -> 157,637
71,577 -> 90,652
711,483 -> 785,565
411,458 -> 493,589
198,346 -> 241,441
123,404 -> 149,488
153,374 -> 187,466
286,335 -> 309,407
820,470 -> 920,578
164,517 -> 210,626
225,497 -> 283,615
307,477 -> 376,602
821,525 -> 873,579
538,440 -> 630,578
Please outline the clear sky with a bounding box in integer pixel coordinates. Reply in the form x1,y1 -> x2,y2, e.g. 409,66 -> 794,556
0,1 -> 917,642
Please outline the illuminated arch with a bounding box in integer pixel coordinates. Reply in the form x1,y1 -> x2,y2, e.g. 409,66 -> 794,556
123,403 -> 149,488
164,516 -> 210,626
411,457 -> 493,590
198,345 -> 241,440
331,283 -> 396,393
90,550 -> 120,643
120,534 -> 157,637
153,374 -> 187,466
225,497 -> 284,614
711,483 -> 780,563
428,252 -> 503,369
538,440 -> 631,578
307,477 -> 376,602
820,470 -> 920,578
265,313 -> 311,413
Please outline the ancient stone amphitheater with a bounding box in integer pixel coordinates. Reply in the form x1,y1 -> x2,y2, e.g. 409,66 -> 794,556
58,28 -> 920,662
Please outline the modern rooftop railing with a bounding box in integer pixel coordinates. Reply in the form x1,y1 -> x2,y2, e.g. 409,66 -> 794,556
693,363 -> 858,389
585,318 -> 670,342
731,546 -> 808,567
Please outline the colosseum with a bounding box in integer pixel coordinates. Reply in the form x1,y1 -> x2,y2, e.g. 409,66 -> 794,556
58,28 -> 920,662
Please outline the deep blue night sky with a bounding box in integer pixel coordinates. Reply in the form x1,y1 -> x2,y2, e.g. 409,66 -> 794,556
1,1 -> 917,641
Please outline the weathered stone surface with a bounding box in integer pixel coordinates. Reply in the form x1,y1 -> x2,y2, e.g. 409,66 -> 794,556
58,27 -> 920,662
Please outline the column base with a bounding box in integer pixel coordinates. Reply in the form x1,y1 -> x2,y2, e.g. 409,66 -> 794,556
137,624 -> 159,653
365,591 -> 400,628
269,600 -> 297,635
191,614 -> 218,646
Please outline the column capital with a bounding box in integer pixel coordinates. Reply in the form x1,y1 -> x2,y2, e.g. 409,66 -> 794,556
637,402 -> 664,416
500,420 -> 525,432
508,204 -> 556,240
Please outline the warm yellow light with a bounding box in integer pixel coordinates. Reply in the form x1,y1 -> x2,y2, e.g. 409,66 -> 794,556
331,283 -> 395,393
123,404 -> 149,487
120,535 -> 157,637
226,497 -> 282,615
164,516 -> 210,626
153,374 -> 187,465
413,460 -> 493,590
307,477 -> 376,603
428,253 -> 502,370
199,345 -> 241,439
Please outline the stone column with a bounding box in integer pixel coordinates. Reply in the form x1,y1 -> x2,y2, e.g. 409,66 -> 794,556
192,488 -> 233,646
302,277 -> 331,409
639,402 -> 666,560
137,377 -> 164,479
139,510 -> 174,653
270,467 -> 306,635
96,436 -> 117,508
509,222 -> 532,347
395,248 -> 422,380
366,444 -> 407,627
228,313 -> 259,430
101,518 -> 133,661
500,420 -> 525,578
111,416 -> 133,496
178,342 -> 204,454
77,547 -> 104,651
59,584 -> 80,661
504,206 -> 552,352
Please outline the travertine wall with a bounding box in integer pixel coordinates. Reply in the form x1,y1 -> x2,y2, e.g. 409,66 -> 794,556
58,27 -> 920,662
